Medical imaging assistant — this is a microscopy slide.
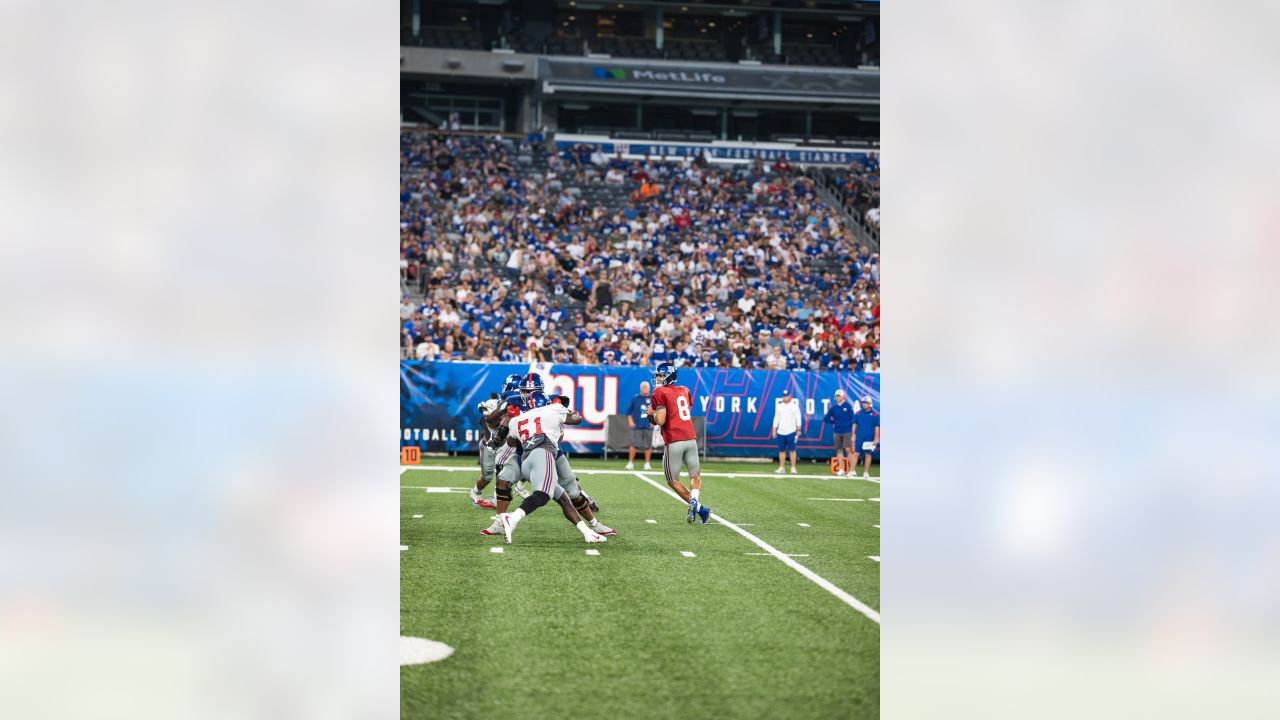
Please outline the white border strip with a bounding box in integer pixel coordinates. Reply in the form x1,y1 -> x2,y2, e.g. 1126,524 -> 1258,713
632,472 -> 879,624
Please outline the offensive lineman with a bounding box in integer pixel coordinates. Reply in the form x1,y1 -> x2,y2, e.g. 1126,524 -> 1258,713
498,391 -> 609,544
647,362 -> 712,524
479,374 -> 535,536
470,374 -> 532,510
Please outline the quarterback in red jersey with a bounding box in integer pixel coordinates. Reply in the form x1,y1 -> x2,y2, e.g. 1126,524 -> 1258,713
646,363 -> 712,524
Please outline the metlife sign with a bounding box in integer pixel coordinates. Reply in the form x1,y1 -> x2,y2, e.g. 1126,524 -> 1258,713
593,66 -> 727,85
541,58 -> 877,103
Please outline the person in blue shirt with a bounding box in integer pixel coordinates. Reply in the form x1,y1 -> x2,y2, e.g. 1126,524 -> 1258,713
851,395 -> 881,479
624,381 -> 653,471
651,339 -> 669,363
823,389 -> 857,476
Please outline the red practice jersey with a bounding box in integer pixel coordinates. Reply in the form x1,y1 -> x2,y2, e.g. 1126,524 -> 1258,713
652,384 -> 697,444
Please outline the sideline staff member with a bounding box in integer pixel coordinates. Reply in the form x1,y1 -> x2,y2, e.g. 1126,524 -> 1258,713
624,381 -> 653,470
852,395 -> 881,479
770,388 -> 803,474
822,389 -> 856,475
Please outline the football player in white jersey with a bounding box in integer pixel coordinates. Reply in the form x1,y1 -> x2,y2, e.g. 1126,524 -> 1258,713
543,394 -> 612,535
496,391 -> 612,544
467,391 -> 500,510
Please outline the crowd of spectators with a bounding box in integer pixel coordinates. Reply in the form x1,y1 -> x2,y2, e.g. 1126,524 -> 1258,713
400,130 -> 880,373
825,154 -> 880,233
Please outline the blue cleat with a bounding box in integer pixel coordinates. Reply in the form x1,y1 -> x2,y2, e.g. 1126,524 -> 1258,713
687,498 -> 699,524
698,505 -> 711,524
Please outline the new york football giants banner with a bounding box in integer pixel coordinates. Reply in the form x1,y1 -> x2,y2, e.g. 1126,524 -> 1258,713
402,361 -> 879,459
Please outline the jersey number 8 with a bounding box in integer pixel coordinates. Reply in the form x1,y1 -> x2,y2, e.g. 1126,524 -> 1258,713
675,395 -> 692,421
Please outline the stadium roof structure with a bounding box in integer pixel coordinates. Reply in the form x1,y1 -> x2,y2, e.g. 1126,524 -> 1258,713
554,0 -> 879,12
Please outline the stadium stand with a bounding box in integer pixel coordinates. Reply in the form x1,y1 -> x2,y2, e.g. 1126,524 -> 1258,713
403,8 -> 877,69
819,157 -> 881,244
404,27 -> 483,50
400,131 -> 880,372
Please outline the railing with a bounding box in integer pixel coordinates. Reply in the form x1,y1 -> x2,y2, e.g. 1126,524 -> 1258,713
814,169 -> 879,253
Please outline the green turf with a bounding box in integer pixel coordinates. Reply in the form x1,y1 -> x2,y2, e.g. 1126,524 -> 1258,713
401,457 -> 879,720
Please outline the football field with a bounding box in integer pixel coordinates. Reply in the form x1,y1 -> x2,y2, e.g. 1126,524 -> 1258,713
401,456 -> 880,719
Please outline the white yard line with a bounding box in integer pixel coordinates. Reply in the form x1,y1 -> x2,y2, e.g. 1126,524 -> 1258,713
400,486 -> 469,492
402,465 -> 879,483
807,497 -> 866,502
633,472 -> 880,624
867,556 -> 880,563
746,552 -> 809,557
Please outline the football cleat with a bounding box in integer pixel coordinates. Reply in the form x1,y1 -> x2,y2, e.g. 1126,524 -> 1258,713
480,516 -> 503,536
698,505 -> 711,524
500,513 -> 515,544
590,521 -> 616,536
583,531 -> 608,544
687,498 -> 699,524
470,488 -> 496,510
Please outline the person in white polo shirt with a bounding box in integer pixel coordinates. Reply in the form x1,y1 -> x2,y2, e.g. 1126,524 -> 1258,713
769,387 -> 803,474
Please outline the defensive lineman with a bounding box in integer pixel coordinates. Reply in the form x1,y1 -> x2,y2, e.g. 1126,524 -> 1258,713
646,362 -> 712,524
479,374 -> 536,536
498,391 -> 610,544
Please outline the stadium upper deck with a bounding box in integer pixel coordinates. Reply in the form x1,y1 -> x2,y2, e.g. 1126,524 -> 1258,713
401,1 -> 879,69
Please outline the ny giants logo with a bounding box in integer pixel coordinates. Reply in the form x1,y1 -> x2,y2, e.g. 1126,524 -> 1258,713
545,373 -> 618,442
